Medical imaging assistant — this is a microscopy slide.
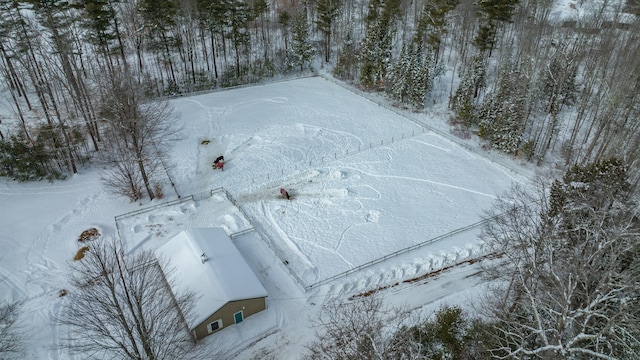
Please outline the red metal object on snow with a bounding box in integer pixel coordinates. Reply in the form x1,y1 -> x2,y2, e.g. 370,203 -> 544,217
213,155 -> 225,170
280,188 -> 290,199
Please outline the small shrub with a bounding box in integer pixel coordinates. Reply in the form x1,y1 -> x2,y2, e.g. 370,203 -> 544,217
519,140 -> 535,161
78,228 -> 100,242
74,246 -> 90,261
153,183 -> 164,200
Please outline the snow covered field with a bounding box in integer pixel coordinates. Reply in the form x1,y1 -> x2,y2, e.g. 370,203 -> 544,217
0,76 -> 532,359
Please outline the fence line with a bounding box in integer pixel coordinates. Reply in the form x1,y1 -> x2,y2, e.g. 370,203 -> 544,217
113,186 -> 502,293
157,73 -> 319,102
245,127 -> 427,189
217,186 -> 493,292
217,187 -> 309,291
319,74 -> 528,179
116,196 -> 191,222
114,190 -> 214,250
230,228 -> 256,239
304,216 -> 494,290
221,188 -> 306,291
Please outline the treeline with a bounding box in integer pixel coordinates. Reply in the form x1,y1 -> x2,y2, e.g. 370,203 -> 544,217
0,0 -> 639,191
307,158 -> 640,359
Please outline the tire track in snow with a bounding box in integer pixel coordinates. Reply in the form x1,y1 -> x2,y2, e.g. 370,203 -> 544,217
0,264 -> 27,299
341,165 -> 497,199
290,234 -> 354,270
0,181 -> 101,196
407,138 -> 454,153
261,201 -> 316,272
334,223 -> 356,254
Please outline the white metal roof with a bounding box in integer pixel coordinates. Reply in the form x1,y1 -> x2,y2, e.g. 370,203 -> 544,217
155,227 -> 268,329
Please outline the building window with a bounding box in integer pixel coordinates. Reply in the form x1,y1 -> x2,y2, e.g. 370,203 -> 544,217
208,319 -> 222,333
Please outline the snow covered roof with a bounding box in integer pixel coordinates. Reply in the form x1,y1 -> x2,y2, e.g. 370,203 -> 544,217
155,227 -> 268,329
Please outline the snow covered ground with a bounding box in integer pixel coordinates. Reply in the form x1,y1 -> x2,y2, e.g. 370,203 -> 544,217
0,76 -> 534,359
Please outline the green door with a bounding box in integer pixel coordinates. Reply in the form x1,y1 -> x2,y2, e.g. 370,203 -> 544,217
234,311 -> 243,324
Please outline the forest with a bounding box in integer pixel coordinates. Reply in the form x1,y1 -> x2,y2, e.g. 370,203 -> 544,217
0,0 -> 639,194
1,1 -> 640,358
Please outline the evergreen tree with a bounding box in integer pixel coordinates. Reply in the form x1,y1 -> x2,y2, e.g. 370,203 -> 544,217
278,10 -> 291,51
333,31 -> 357,80
139,0 -> 181,90
387,43 -> 442,109
315,0 -> 341,62
450,56 -> 485,126
28,0 -> 101,155
391,306 -> 492,359
0,135 -> 63,181
196,0 -> 231,79
415,0 -> 459,61
0,0 -> 34,138
549,158 -> 631,240
290,10 -> 314,71
477,59 -> 527,154
76,0 -> 121,70
251,0 -> 270,64
227,0 -> 253,78
474,0 -> 519,55
540,54 -> 578,116
388,44 -> 411,103
410,48 -> 442,108
358,0 -> 402,89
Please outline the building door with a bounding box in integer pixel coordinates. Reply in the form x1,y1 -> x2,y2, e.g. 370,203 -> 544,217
234,311 -> 244,324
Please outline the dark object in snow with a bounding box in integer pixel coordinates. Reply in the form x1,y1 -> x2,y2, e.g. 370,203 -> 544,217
213,156 -> 225,170
280,188 -> 290,200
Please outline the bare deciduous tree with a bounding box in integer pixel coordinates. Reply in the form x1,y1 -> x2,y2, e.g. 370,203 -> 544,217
0,300 -> 25,359
58,238 -> 200,360
481,160 -> 640,359
99,74 -> 181,201
99,136 -> 146,201
307,295 -> 416,359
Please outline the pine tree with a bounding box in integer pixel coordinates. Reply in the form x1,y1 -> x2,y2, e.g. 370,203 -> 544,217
0,134 -> 63,181
415,0 -> 459,61
474,0 -> 519,55
196,0 -> 232,79
387,44 -> 410,103
290,10 -> 314,71
477,59 -> 527,154
316,0 -> 341,62
358,0 -> 402,89
139,0 -> 181,91
76,0 -> 121,70
224,0 -> 253,79
25,0 -> 100,161
409,48 -> 442,109
333,31 -> 357,80
549,158 -> 631,236
540,54 -> 578,116
450,56 -> 485,126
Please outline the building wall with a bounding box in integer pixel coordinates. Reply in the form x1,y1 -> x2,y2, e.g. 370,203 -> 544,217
193,297 -> 267,340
